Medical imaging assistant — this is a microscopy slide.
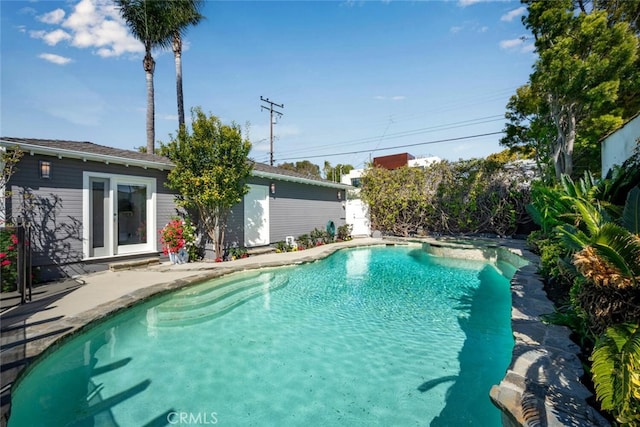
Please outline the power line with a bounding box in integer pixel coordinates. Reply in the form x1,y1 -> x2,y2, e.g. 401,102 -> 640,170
275,114 -> 505,158
277,131 -> 505,162
260,96 -> 284,166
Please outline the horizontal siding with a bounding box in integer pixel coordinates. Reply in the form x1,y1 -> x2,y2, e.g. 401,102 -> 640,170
6,155 -> 178,279
260,178 -> 346,243
7,155 -> 84,267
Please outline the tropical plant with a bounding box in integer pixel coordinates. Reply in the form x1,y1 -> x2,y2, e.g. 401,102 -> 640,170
115,0 -> 175,154
566,187 -> 640,334
590,323 -> 640,425
167,0 -> 204,129
161,107 -> 253,259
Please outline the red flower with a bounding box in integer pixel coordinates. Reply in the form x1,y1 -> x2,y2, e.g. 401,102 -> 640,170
0,252 -> 5,258
1,259 -> 11,267
10,234 -> 18,245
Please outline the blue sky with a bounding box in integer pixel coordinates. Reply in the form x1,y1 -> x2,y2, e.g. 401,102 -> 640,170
1,0 -> 535,169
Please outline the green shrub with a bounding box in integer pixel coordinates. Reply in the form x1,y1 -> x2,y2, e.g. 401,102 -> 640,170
274,241 -> 293,253
296,234 -> 312,250
337,224 -> 352,241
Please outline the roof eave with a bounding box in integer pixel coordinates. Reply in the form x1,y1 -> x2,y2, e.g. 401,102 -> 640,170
0,140 -> 174,170
252,169 -> 352,189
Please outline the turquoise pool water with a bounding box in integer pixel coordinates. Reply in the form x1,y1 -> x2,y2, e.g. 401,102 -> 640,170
9,246 -> 514,426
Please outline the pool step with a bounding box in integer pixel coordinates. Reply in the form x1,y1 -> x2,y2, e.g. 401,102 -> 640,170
146,272 -> 288,328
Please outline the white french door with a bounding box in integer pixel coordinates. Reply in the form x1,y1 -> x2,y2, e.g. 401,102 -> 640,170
83,172 -> 156,259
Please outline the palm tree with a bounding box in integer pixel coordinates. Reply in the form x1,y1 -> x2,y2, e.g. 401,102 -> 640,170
115,0 -> 174,154
167,0 -> 204,129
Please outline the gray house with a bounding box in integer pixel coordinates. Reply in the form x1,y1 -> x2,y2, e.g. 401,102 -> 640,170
1,137 -> 349,280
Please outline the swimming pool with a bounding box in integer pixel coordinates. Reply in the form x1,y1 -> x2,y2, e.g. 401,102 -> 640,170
9,245 -> 514,426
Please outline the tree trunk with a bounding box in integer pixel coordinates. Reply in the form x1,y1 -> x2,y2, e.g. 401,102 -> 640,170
548,94 -> 577,180
143,50 -> 156,154
173,32 -> 185,130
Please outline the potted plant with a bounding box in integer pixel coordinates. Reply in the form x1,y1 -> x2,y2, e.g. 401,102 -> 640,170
160,217 -> 196,264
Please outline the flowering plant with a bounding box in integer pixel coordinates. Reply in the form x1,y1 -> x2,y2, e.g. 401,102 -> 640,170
159,217 -> 196,257
0,228 -> 19,292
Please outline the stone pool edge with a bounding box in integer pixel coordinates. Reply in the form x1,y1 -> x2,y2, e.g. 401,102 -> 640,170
390,236 -> 609,427
2,236 -> 609,427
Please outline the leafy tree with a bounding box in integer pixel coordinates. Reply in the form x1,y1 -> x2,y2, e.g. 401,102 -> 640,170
1,146 -> 23,195
167,0 -> 204,129
501,84 -> 556,182
322,161 -> 354,183
116,0 -> 175,154
504,1 -> 639,181
277,160 -> 321,178
161,107 -> 253,258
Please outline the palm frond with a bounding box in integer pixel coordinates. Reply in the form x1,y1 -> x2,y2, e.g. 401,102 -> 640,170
591,323 -> 640,417
561,174 -> 579,198
573,198 -> 604,236
557,224 -> 591,251
593,223 -> 640,281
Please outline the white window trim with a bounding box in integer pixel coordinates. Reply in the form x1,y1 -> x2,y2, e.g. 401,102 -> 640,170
82,171 -> 157,259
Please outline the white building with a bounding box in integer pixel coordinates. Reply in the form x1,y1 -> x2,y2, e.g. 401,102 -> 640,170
601,113 -> 640,177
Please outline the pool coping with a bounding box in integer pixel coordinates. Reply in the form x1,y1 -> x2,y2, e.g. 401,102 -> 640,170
0,236 -> 608,426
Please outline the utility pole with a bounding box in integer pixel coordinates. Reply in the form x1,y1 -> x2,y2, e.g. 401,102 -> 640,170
260,96 -> 284,166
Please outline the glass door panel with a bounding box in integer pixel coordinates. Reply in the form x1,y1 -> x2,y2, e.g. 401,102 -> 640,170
117,184 -> 148,246
90,178 -> 110,257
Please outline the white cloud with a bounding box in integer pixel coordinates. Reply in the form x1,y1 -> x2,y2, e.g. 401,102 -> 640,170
499,36 -> 534,53
450,22 -> 489,34
18,7 -> 37,16
374,95 -> 406,101
499,38 -> 523,49
28,0 -> 143,59
500,6 -> 526,22
29,30 -> 45,39
42,29 -> 72,46
458,0 -> 484,6
38,8 -> 65,25
64,0 -> 143,55
38,53 -> 72,65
